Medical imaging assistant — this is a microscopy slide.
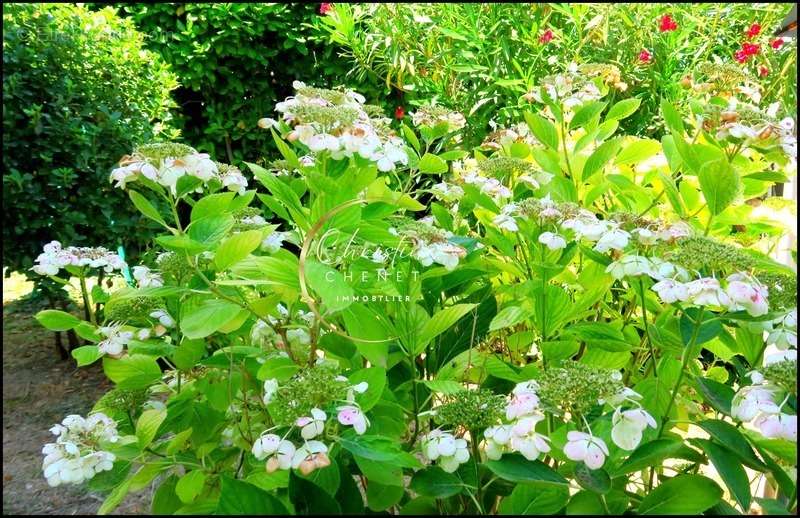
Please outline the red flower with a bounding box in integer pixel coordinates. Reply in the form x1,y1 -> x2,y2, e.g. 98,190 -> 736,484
395,106 -> 405,120
759,66 -> 769,77
742,42 -> 760,56
746,23 -> 761,39
659,14 -> 678,32
319,3 -> 333,15
734,50 -> 749,63
771,38 -> 784,50
539,29 -> 553,44
638,49 -> 652,63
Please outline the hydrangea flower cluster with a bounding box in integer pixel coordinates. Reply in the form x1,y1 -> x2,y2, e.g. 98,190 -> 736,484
110,143 -> 248,195
395,221 -> 467,271
733,349 -> 797,443
253,367 -> 369,476
270,81 -> 409,172
409,103 -> 467,133
419,429 -> 471,473
523,63 -> 626,112
481,122 -> 540,150
32,241 -> 126,276
42,413 -> 119,487
699,100 -> 797,161
475,363 -> 656,470
97,322 -> 134,357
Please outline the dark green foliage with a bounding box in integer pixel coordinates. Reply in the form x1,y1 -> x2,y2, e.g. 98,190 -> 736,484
3,3 -> 177,276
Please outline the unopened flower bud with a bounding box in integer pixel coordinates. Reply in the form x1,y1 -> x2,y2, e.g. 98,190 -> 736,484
299,459 -> 316,476
266,456 -> 281,473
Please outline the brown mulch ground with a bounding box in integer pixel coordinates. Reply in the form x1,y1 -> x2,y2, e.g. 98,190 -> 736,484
2,291 -> 149,515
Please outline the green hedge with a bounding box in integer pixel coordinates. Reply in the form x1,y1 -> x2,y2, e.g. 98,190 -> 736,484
2,3 -> 178,277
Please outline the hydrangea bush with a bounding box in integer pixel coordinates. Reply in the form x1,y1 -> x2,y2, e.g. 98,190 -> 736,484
33,72 -> 796,515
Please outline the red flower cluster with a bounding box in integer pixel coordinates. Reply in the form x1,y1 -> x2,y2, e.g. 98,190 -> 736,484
319,3 -> 333,15
395,106 -> 405,120
771,38 -> 784,50
746,23 -> 761,39
539,29 -> 554,44
734,42 -> 760,63
759,66 -> 769,77
659,14 -> 678,32
638,49 -> 652,64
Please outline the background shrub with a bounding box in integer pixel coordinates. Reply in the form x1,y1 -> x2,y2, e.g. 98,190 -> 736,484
2,3 -> 178,277
110,3 -> 385,164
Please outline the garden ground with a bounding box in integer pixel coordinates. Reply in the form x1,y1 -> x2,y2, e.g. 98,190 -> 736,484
2,272 -> 148,515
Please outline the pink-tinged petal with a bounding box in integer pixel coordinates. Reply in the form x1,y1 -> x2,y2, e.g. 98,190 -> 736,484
584,445 -> 606,469
563,440 -> 588,462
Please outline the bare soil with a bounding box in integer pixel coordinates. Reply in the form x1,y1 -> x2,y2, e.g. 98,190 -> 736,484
2,281 -> 148,515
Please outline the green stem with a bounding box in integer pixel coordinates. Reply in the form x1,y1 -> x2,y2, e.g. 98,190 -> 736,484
658,307 -> 705,436
78,272 -> 95,325
469,434 -> 484,513
637,279 -> 657,377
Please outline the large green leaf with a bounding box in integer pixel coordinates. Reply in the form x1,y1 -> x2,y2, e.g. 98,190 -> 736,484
416,304 -> 477,354
637,475 -> 722,515
216,476 -> 288,515
103,355 -> 161,390
498,484 -> 570,514
486,454 -> 568,486
698,159 -> 740,215
180,299 -> 243,339
214,230 -> 262,271
409,467 -> 463,498
693,438 -> 751,511
605,98 -> 641,121
582,137 -> 622,181
525,111 -> 559,150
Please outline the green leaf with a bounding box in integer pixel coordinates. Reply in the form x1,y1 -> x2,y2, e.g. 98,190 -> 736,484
347,367 -> 386,411
582,138 -> 622,181
418,153 -> 448,174
216,476 -> 288,515
176,470 -> 207,504
155,234 -> 208,255
695,377 -> 734,416
615,139 -> 662,166
563,322 -> 632,352
180,299 -> 243,339
613,439 -> 684,475
257,356 -> 300,382
71,345 -> 102,366
569,101 -> 607,130
661,99 -> 685,135
103,355 -> 161,390
605,98 -> 641,121
305,260 -> 354,313
489,306 -> 529,332
136,408 -> 166,448
97,478 -> 132,515
498,484 -> 570,515
339,434 -> 421,468
366,481 -> 404,511
697,419 -> 766,470
693,439 -> 751,511
525,111 -> 559,150
573,463 -> 611,494
409,467 -> 462,498
129,190 -> 167,227
191,192 -> 236,221
422,380 -> 465,394
416,304 -> 477,354
270,129 -> 299,169
486,453 -> 568,486
637,474 -> 722,515
35,309 -> 81,331
171,339 -> 207,371
698,159 -> 740,215
214,230 -> 262,271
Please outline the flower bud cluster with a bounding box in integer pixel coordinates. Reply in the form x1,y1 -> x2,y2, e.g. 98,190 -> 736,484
42,413 -> 119,487
433,389 -> 506,431
32,241 -> 126,276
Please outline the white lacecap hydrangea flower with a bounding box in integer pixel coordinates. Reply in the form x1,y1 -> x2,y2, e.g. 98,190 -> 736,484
97,323 -> 134,357
563,431 -> 609,469
42,413 -> 119,487
133,265 -> 163,288
611,407 -> 657,451
296,408 -> 327,440
420,430 -> 470,473
31,241 -> 126,276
